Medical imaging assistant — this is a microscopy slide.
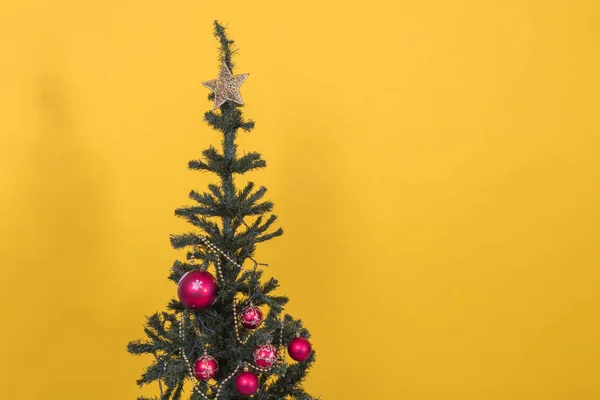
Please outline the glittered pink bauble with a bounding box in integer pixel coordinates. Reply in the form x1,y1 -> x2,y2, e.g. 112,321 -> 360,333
177,270 -> 218,309
235,370 -> 259,396
240,305 -> 263,329
193,353 -> 218,381
253,344 -> 278,368
287,336 -> 312,362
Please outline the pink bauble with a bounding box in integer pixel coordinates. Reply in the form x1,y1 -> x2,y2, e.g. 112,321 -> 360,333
253,344 -> 278,368
240,305 -> 263,329
235,370 -> 259,396
194,353 -> 218,381
287,336 -> 312,362
177,270 -> 218,309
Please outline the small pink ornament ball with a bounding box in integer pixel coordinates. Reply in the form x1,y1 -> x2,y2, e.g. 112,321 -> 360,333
177,270 -> 218,309
287,336 -> 312,362
235,370 -> 259,396
240,305 -> 263,329
253,344 -> 278,368
194,353 -> 218,381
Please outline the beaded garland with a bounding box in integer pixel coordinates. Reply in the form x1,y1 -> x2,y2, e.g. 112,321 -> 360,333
168,234 -> 296,399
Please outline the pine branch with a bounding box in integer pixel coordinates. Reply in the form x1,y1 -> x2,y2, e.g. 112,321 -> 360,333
213,21 -> 237,71
231,152 -> 266,174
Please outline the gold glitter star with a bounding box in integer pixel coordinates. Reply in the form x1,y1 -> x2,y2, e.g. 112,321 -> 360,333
202,62 -> 249,109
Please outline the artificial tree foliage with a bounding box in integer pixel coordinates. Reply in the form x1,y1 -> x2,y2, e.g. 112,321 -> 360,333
127,21 -> 316,400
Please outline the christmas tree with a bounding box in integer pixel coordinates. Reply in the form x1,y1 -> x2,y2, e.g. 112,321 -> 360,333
127,21 -> 316,400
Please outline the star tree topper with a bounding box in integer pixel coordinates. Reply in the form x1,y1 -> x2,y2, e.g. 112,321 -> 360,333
202,62 -> 249,109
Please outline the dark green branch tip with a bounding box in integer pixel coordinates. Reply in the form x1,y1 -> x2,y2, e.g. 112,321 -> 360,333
213,20 -> 237,71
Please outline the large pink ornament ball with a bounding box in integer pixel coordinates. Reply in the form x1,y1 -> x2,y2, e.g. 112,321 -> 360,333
240,305 -> 263,329
235,370 -> 259,396
177,270 -> 218,309
194,353 -> 218,381
253,344 -> 278,368
287,336 -> 312,362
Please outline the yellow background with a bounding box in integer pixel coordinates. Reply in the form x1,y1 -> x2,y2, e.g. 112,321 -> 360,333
1,0 -> 599,399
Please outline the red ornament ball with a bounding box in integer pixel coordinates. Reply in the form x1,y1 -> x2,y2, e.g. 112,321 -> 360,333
235,370 -> 259,396
287,336 -> 312,362
240,305 -> 263,329
193,353 -> 218,381
253,344 -> 278,368
177,270 -> 218,309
